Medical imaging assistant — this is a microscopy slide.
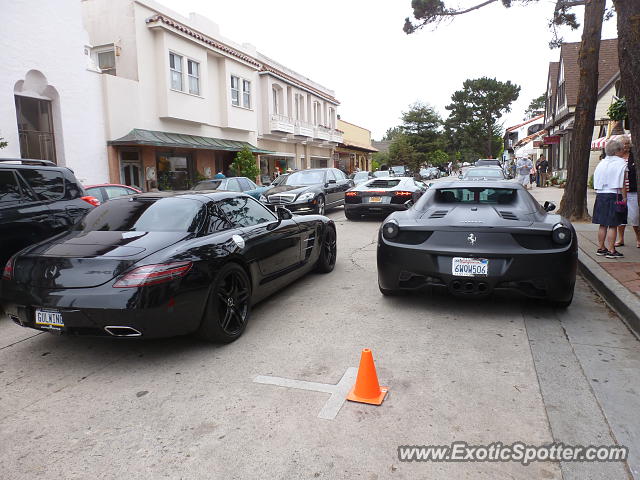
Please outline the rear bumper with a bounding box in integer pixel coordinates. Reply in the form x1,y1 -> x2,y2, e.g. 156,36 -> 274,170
345,203 -> 407,215
0,281 -> 208,338
377,236 -> 577,301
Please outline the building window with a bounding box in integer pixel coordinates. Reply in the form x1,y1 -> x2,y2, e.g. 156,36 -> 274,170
231,76 -> 240,106
97,48 -> 116,76
313,101 -> 321,125
242,80 -> 251,108
557,81 -> 565,108
295,94 -> 304,121
328,107 -> 335,129
272,87 -> 280,114
169,52 -> 183,91
187,59 -> 200,95
15,95 -> 56,163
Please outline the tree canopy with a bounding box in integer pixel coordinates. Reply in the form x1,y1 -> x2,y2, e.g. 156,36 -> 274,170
445,77 -> 520,157
524,93 -> 546,118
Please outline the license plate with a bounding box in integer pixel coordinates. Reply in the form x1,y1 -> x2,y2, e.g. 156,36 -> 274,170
369,196 -> 382,203
452,257 -> 488,277
35,309 -> 64,328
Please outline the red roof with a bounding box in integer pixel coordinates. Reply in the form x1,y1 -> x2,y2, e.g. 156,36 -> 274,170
506,114 -> 544,133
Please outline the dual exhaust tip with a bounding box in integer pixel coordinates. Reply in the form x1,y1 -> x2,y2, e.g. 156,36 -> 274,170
451,280 -> 489,293
104,326 -> 142,337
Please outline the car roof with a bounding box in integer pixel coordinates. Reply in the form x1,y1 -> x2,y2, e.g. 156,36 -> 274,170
435,180 -> 521,189
84,183 -> 140,189
126,190 -> 251,203
0,158 -> 69,171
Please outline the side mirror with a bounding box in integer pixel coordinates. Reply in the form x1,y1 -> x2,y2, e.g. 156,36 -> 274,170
328,179 -> 337,184
276,206 -> 293,220
543,201 -> 556,212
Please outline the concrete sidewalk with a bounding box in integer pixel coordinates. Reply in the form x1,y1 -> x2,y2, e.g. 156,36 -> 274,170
529,185 -> 640,335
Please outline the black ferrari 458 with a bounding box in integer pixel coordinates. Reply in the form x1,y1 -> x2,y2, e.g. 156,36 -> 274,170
377,181 -> 577,307
1,191 -> 337,342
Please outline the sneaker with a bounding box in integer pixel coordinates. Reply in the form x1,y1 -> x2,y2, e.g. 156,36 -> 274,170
606,250 -> 624,258
596,248 -> 609,256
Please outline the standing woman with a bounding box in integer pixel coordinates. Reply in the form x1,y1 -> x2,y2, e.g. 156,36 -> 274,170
592,137 -> 629,258
616,137 -> 640,247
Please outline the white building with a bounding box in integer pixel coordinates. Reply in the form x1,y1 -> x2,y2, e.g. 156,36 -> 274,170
503,114 -> 545,160
81,0 -> 342,190
0,0 -> 108,185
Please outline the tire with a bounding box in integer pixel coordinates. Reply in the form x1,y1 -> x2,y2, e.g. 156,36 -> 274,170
197,263 -> 252,343
316,225 -> 337,273
552,294 -> 573,309
344,210 -> 360,220
378,283 -> 404,296
315,196 -> 325,215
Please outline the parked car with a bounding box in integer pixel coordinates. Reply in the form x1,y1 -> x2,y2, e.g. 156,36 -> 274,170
373,170 -> 391,178
475,159 -> 502,167
344,176 -> 427,220
390,165 -> 411,177
459,166 -> 506,181
260,168 -> 354,215
193,176 -> 268,200
377,181 -> 576,307
0,159 -> 99,269
349,171 -> 375,185
1,191 -> 337,343
84,184 -> 141,203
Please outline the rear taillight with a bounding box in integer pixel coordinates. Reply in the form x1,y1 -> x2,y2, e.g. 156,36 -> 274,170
345,191 -> 360,197
394,191 -> 413,197
113,262 -> 192,288
81,196 -> 101,207
2,256 -> 15,280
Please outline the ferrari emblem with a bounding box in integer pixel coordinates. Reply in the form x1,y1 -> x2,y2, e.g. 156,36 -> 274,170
467,233 -> 477,246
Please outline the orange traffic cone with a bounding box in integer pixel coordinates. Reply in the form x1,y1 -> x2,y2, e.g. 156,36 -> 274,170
347,348 -> 388,405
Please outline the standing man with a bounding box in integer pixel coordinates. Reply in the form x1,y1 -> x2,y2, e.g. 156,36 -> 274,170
516,157 -> 533,189
538,155 -> 549,188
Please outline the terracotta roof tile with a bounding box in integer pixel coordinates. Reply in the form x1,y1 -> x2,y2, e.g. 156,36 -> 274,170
506,114 -> 544,133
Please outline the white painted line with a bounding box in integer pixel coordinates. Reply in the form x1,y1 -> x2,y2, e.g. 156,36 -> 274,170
253,367 -> 358,421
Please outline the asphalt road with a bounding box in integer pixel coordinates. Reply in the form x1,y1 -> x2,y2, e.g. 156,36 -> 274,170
1,190 -> 639,479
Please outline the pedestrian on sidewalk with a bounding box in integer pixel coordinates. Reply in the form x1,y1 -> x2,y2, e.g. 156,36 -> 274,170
516,157 -> 533,189
538,155 -> 549,188
616,140 -> 640,248
529,157 -> 537,187
593,137 -> 629,258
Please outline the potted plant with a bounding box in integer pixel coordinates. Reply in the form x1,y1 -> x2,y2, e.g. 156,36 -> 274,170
607,97 -> 628,134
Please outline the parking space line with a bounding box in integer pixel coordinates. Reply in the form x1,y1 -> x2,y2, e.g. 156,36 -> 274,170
253,367 -> 358,420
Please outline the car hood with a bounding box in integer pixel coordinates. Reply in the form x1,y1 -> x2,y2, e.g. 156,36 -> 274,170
264,185 -> 317,196
13,231 -> 190,288
418,205 -> 536,228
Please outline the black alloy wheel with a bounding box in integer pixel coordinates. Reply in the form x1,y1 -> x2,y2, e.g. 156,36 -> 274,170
316,226 -> 337,273
197,263 -> 251,343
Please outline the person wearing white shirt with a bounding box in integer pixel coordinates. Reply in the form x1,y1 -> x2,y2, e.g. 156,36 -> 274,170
592,136 -> 629,258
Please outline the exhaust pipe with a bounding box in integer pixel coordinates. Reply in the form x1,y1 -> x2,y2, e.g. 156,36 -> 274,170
104,326 -> 142,337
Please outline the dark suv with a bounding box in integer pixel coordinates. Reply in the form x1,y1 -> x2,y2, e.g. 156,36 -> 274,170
0,159 -> 99,268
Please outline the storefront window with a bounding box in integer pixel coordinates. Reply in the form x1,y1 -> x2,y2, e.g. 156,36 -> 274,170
157,154 -> 195,190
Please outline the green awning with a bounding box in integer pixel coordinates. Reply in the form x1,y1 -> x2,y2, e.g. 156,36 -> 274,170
108,128 -> 274,154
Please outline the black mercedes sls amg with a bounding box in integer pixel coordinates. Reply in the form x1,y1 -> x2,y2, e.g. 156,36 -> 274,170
1,191 -> 337,342
377,181 -> 577,307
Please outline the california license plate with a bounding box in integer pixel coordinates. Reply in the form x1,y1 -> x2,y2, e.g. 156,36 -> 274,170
35,309 -> 64,328
369,196 -> 382,203
452,257 -> 488,277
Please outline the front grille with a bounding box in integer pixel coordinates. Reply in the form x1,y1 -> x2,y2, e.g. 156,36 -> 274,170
268,193 -> 296,204
512,233 -> 554,250
368,180 -> 401,188
499,211 -> 519,220
429,210 -> 448,219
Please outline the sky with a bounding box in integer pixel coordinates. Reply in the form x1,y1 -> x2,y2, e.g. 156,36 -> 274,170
163,0 -> 618,140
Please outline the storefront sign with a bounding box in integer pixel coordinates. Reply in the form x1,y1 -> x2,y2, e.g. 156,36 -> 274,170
533,141 -> 543,148
543,136 -> 561,145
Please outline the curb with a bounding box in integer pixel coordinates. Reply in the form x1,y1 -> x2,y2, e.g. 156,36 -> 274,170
577,249 -> 640,337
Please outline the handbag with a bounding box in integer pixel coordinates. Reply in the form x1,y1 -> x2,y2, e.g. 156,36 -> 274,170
615,194 -> 628,214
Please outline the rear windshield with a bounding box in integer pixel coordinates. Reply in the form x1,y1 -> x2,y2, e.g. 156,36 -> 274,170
77,197 -> 204,232
367,179 -> 401,188
465,168 -> 503,178
193,180 -> 222,191
435,188 -> 516,204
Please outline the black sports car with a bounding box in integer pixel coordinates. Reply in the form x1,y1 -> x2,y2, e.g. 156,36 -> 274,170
344,176 -> 428,220
1,191 -> 337,343
377,181 -> 577,306
260,168 -> 353,215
